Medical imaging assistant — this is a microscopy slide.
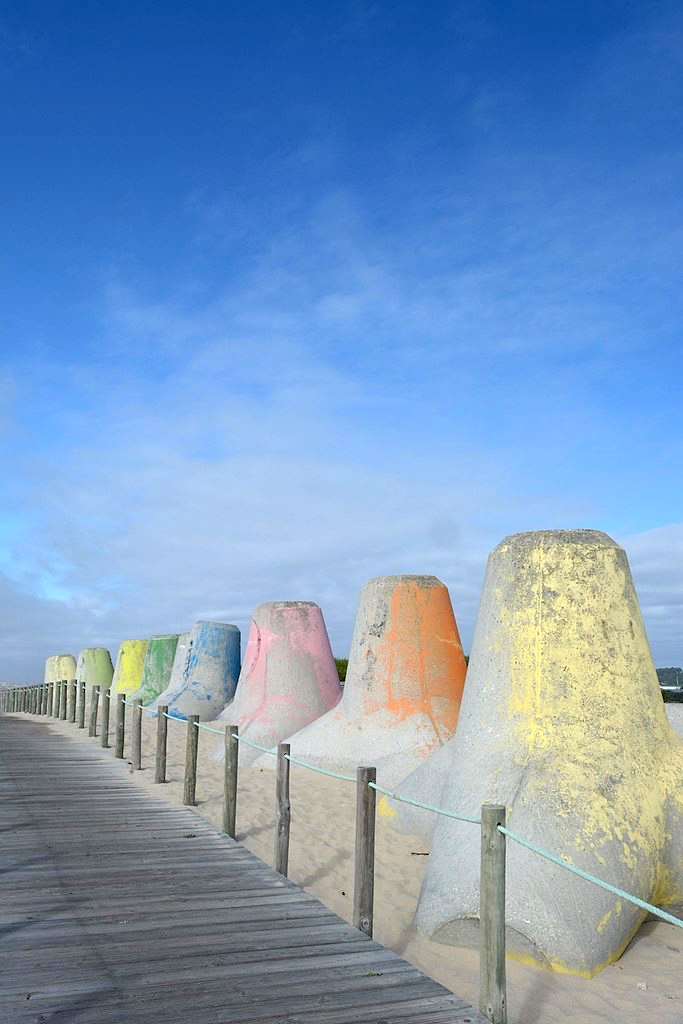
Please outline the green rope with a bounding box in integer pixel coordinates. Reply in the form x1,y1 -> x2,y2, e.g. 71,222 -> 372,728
231,732 -> 277,755
368,781 -> 482,825
284,753 -> 355,782
499,825 -> 683,929
195,721 -> 226,736
163,711 -> 186,723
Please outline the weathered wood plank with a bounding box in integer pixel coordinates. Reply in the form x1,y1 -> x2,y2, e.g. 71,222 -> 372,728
0,716 -> 485,1024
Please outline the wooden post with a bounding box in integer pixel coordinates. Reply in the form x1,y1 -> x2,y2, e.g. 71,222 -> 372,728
155,705 -> 168,783
78,680 -> 86,729
100,687 -> 111,748
47,681 -> 54,716
114,693 -> 126,758
88,686 -> 99,737
274,742 -> 291,876
59,679 -> 68,720
223,724 -> 239,838
40,684 -> 47,715
353,766 -> 377,937
480,804 -> 507,1024
68,679 -> 77,723
183,715 -> 199,805
52,681 -> 60,717
132,699 -> 142,770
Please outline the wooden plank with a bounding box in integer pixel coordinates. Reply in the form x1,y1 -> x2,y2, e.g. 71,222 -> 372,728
353,765 -> 376,937
155,703 -> 168,782
479,805 -> 506,1024
114,691 -> 126,757
0,716 -> 486,1024
88,684 -> 99,736
223,722 -> 238,837
274,741 -> 291,875
132,698 -> 142,770
183,714 -> 199,805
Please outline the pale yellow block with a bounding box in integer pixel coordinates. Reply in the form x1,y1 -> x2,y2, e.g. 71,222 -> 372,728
111,639 -> 149,695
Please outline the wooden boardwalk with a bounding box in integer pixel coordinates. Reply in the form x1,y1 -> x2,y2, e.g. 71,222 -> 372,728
0,715 -> 485,1024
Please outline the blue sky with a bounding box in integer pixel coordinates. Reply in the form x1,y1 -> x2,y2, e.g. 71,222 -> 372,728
1,1 -> 681,680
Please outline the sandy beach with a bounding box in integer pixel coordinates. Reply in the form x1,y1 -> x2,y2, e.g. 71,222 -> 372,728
21,708 -> 683,1024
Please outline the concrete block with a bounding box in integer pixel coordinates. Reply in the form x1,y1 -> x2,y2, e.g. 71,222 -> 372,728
76,648 -> 114,690
257,575 -> 466,785
406,529 -> 683,977
151,620 -> 240,720
166,631 -> 191,690
214,602 -> 341,766
130,634 -> 179,705
44,654 -> 77,683
666,703 -> 683,736
111,639 -> 148,695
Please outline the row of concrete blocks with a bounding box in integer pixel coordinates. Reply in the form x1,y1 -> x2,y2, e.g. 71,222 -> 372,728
38,529 -> 683,979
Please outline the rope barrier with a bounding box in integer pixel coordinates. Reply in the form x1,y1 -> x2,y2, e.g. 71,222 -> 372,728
195,721 -> 226,736
283,753 -> 355,782
35,680 -> 682,938
368,781 -> 482,825
231,732 -> 277,755
499,825 -> 683,929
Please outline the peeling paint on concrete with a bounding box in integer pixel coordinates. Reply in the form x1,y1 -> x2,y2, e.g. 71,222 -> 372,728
151,621 -> 240,720
214,601 -> 341,765
257,575 -> 467,785
400,530 -> 683,976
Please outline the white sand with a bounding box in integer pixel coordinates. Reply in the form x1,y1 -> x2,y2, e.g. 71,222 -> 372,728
23,710 -> 683,1023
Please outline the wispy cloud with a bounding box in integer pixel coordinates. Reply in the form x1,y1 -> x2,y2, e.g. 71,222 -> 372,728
0,3 -> 681,680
